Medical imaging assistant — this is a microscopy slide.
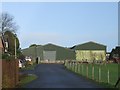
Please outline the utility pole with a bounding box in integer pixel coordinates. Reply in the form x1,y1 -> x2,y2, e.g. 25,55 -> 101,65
15,34 -> 17,59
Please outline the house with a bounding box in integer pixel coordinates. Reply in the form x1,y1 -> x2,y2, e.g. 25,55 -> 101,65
22,43 -> 76,63
0,36 -> 3,90
71,41 -> 106,63
109,46 -> 120,63
0,35 -> 8,54
0,36 -> 4,57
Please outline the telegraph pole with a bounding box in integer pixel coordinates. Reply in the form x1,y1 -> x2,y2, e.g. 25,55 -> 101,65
15,34 -> 17,59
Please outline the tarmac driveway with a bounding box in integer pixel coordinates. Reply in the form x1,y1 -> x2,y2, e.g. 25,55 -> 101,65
21,63 -> 104,88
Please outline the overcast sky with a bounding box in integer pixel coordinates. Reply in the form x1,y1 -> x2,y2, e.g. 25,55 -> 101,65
2,2 -> 118,52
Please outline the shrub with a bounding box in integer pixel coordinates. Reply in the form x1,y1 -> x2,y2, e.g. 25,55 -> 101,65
2,53 -> 15,60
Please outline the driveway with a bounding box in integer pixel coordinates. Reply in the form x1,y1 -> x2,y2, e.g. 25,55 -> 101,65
21,63 -> 104,88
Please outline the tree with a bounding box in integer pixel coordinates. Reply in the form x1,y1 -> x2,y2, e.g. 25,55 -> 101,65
29,44 -> 37,48
4,31 -> 20,55
0,12 -> 18,34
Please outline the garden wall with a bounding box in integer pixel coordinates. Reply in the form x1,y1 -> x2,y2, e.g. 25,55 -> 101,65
0,60 -> 2,90
2,59 -> 19,88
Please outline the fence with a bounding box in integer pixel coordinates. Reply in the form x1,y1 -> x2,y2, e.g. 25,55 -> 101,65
2,59 -> 19,88
40,60 -> 64,64
64,60 -> 119,87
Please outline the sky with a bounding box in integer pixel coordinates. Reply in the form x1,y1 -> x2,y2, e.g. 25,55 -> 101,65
2,2 -> 118,52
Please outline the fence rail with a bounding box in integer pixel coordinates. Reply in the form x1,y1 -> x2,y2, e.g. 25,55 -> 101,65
64,60 -> 119,87
40,60 -> 64,64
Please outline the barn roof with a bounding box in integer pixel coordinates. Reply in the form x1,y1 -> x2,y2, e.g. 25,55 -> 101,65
43,43 -> 74,51
73,41 -> 106,50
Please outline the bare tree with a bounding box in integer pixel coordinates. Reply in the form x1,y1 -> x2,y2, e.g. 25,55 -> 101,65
0,12 -> 18,35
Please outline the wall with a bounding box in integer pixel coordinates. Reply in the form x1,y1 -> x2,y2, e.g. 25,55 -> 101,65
0,60 -> 2,90
2,60 -> 19,88
0,48 -> 2,89
22,44 -> 76,61
76,50 -> 106,62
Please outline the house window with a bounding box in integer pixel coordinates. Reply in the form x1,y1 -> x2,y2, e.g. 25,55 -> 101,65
5,42 -> 8,48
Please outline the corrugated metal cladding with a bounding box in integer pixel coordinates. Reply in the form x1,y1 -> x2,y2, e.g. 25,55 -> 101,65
73,41 -> 106,51
22,41 -> 107,62
43,51 -> 56,61
22,43 -> 76,61
73,41 -> 106,62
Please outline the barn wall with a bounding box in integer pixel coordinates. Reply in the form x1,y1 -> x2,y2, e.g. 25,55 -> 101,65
43,44 -> 75,60
76,50 -> 106,62
22,46 -> 38,62
36,46 -> 43,60
43,51 -> 56,60
22,44 -> 76,61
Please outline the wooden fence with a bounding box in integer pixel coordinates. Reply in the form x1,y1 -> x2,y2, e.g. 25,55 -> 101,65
2,59 -> 19,88
40,60 -> 64,64
64,60 -> 119,87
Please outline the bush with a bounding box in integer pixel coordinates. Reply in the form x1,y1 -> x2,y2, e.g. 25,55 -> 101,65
2,53 -> 15,60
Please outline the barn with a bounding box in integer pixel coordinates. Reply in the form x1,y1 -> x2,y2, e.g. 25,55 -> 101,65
72,41 -> 106,63
22,43 -> 76,63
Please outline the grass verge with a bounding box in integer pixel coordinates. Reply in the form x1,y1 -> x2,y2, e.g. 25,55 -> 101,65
20,64 -> 37,70
18,74 -> 37,88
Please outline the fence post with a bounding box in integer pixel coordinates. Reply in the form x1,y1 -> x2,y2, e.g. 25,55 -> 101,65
72,61 -> 73,71
75,62 -> 77,72
65,60 -> 66,67
75,62 -> 76,72
68,61 -> 70,69
78,63 -> 80,74
74,62 -> 75,71
92,65 -> 94,80
86,64 -> 88,78
71,61 -> 73,70
70,61 -> 72,70
82,64 -> 83,75
77,62 -> 79,73
99,67 -> 101,82
108,69 -> 109,84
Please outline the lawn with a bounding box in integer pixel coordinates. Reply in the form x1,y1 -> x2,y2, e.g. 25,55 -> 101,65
65,62 -> 119,88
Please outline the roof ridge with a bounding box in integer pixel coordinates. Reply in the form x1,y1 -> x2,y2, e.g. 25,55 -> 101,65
75,41 -> 106,47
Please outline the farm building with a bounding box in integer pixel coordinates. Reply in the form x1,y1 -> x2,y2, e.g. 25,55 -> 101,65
71,41 -> 106,62
22,43 -> 76,63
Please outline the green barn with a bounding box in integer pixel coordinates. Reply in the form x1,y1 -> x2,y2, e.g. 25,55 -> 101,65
72,41 -> 106,62
22,43 -> 76,63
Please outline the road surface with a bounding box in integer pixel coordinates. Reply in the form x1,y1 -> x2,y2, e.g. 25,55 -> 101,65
21,63 -> 104,88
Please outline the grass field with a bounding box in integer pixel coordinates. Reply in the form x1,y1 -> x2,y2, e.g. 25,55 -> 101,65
65,61 -> 119,88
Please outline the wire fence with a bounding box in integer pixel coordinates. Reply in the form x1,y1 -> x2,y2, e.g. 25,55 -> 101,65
64,60 -> 119,87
